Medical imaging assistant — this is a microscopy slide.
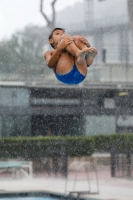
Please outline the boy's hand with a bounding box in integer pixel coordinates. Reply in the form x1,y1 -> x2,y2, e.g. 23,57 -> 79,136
58,37 -> 73,50
78,36 -> 91,47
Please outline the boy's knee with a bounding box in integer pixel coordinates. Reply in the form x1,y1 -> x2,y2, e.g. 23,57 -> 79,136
61,33 -> 71,39
72,35 -> 80,42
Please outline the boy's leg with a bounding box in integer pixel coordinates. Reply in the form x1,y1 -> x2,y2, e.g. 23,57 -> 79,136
52,34 -> 87,76
73,35 -> 98,66
63,35 -> 88,76
72,35 -> 88,49
59,34 -> 87,64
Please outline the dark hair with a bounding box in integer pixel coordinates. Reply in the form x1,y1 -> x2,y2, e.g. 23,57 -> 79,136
48,27 -> 65,48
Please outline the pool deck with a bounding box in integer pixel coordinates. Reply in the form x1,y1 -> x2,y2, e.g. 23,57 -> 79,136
0,169 -> 133,200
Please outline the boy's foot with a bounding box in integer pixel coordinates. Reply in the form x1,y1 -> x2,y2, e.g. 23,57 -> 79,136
76,48 -> 88,64
85,47 -> 98,67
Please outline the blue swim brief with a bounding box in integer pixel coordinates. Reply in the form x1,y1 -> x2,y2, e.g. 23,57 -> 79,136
55,65 -> 86,85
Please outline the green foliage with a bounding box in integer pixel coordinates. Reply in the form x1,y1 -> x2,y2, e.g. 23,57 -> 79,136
0,25 -> 55,81
0,136 -> 94,160
0,25 -> 44,65
0,134 -> 133,160
94,133 -> 133,153
0,25 -> 51,79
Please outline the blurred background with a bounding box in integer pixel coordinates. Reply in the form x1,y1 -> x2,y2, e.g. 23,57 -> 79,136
0,0 -> 133,137
0,1 -> 133,199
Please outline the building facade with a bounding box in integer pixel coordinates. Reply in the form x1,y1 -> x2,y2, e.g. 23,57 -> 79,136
0,82 -> 133,137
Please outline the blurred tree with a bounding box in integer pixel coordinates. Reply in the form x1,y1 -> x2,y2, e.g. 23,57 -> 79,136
11,26 -> 45,65
0,25 -> 45,65
0,25 -> 53,79
128,0 -> 133,38
40,0 -> 58,30
0,42 -> 14,63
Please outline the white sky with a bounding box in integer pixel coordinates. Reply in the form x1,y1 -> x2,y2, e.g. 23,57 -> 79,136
0,0 -> 83,41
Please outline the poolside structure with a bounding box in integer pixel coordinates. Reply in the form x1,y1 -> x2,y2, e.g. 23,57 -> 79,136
65,161 -> 99,197
0,161 -> 33,178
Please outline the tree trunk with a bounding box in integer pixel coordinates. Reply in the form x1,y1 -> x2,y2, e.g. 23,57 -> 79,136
40,0 -> 58,30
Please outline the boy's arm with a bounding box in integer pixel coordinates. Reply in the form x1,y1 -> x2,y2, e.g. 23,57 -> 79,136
44,38 -> 72,68
44,47 -> 62,68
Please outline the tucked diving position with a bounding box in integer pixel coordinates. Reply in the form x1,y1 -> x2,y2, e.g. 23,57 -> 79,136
44,28 -> 98,85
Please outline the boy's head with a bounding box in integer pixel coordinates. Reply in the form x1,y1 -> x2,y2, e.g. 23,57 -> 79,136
48,27 -> 65,48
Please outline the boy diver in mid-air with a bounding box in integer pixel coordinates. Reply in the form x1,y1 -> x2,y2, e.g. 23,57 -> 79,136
44,28 -> 97,85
